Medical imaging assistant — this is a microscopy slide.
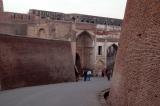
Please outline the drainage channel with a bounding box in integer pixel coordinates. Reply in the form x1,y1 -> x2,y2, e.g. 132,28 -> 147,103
98,88 -> 110,106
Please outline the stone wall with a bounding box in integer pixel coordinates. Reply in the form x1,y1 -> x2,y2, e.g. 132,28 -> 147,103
0,34 -> 75,90
109,0 -> 160,106
27,21 -> 73,40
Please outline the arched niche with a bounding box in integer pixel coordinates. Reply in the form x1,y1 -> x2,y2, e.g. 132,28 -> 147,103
38,28 -> 46,37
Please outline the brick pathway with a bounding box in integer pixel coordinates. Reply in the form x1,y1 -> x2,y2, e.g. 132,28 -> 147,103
0,77 -> 110,106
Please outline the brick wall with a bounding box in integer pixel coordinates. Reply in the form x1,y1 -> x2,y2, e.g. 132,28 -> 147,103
108,0 -> 160,106
0,34 -> 75,90
76,23 -> 96,31
0,23 -> 27,35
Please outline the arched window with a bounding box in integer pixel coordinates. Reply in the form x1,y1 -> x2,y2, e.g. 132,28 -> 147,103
38,28 -> 45,37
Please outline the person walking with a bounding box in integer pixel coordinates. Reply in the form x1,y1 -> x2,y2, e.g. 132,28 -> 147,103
87,70 -> 92,81
83,68 -> 88,81
106,69 -> 111,80
102,69 -> 105,77
74,65 -> 79,82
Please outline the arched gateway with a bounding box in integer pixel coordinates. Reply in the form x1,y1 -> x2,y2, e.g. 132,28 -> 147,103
76,31 -> 95,74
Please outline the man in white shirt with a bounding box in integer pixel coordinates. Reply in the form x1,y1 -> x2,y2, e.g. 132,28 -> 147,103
87,70 -> 92,81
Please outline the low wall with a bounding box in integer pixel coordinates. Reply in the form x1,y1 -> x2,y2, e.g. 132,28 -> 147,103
0,34 -> 75,90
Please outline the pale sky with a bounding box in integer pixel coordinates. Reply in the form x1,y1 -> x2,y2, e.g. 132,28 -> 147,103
3,0 -> 127,19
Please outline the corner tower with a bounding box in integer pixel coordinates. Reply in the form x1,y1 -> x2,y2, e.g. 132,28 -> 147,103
0,0 -> 3,12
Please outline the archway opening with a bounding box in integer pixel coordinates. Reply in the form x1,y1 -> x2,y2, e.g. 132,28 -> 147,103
96,59 -> 105,77
106,44 -> 118,77
76,31 -> 94,74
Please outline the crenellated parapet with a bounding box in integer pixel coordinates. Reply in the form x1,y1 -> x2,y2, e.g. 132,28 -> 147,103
29,9 -> 122,26
0,12 -> 35,24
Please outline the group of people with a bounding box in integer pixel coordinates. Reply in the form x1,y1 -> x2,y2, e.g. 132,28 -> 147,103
74,65 -> 113,82
74,66 -> 92,82
97,68 -> 112,80
83,69 -> 92,81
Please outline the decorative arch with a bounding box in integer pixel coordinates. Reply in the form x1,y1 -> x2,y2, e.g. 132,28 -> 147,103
76,30 -> 95,41
76,31 -> 95,70
107,44 -> 118,57
76,31 -> 94,48
107,43 -> 118,49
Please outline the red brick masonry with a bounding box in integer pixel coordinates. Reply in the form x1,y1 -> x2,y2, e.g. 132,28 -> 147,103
109,0 -> 160,106
0,34 -> 75,90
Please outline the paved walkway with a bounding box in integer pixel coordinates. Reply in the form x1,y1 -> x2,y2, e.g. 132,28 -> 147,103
0,77 -> 110,106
